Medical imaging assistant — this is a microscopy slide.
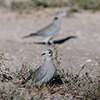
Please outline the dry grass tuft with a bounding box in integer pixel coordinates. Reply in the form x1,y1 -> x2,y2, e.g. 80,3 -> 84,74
0,49 -> 100,100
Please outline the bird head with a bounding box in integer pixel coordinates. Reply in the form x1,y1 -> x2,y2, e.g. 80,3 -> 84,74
59,10 -> 67,17
55,10 -> 67,20
42,49 -> 53,57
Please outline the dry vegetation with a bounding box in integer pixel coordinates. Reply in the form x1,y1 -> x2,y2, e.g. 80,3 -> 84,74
0,0 -> 100,13
0,46 -> 100,100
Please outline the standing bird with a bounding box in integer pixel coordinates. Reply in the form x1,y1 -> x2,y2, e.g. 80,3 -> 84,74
22,49 -> 56,85
22,11 -> 67,44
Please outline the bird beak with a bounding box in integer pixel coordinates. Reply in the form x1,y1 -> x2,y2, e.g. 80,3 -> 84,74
41,53 -> 45,56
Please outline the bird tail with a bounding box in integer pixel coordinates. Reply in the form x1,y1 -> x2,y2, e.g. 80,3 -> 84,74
22,33 -> 37,39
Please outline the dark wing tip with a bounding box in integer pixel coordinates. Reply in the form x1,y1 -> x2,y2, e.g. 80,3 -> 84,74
22,35 -> 30,39
22,33 -> 38,39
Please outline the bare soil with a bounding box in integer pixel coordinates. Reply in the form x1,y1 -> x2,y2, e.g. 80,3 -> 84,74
0,8 -> 100,77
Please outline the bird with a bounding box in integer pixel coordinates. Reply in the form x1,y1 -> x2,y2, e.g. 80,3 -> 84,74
22,49 -> 57,85
22,11 -> 67,44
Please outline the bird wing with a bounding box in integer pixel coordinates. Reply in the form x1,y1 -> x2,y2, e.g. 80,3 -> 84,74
23,21 -> 57,38
35,23 -> 57,37
32,66 -> 47,83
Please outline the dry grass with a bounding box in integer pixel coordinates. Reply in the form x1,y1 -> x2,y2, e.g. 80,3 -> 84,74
0,46 -> 100,100
0,0 -> 100,13
69,0 -> 100,11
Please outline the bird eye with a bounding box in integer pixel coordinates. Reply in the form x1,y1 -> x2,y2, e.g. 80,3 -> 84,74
49,52 -> 51,54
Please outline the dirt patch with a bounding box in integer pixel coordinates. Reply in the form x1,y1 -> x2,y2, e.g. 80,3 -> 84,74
0,8 -> 100,77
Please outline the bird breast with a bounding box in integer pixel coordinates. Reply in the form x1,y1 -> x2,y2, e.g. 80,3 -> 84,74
43,59 -> 56,82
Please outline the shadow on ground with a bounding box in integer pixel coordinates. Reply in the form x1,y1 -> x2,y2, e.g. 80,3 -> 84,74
47,74 -> 63,86
34,36 -> 77,45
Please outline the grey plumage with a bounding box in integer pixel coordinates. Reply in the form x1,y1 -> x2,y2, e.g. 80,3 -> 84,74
23,49 -> 56,85
22,11 -> 67,44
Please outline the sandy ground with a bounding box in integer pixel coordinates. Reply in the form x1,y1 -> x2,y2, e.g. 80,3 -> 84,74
0,8 -> 100,77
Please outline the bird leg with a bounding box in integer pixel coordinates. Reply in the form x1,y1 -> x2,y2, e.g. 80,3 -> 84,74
49,39 -> 54,45
44,37 -> 54,45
